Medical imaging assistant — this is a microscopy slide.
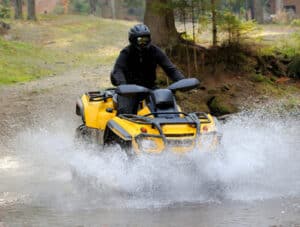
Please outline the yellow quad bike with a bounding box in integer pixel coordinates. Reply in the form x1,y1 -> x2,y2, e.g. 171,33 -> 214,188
75,78 -> 222,155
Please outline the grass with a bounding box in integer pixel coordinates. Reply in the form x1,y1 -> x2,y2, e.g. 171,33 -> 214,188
254,24 -> 300,58
0,38 -> 53,84
0,14 -> 135,85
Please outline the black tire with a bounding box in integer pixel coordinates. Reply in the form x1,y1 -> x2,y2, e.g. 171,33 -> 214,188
75,124 -> 92,143
103,128 -> 133,156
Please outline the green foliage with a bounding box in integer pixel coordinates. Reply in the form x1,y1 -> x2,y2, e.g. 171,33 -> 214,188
123,0 -> 144,8
218,11 -> 258,43
217,41 -> 252,72
290,19 -> 300,27
220,0 -> 245,13
198,13 -> 210,34
250,73 -> 265,82
0,4 -> 10,18
288,56 -> 300,79
274,32 -> 300,58
0,0 -> 10,6
53,4 -> 65,15
173,0 -> 259,45
180,32 -> 194,42
70,0 -> 89,14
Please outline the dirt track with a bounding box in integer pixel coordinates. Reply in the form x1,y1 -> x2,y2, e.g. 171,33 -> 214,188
0,65 -> 112,152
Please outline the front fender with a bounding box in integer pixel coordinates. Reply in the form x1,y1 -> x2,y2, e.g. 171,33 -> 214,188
105,120 -> 132,141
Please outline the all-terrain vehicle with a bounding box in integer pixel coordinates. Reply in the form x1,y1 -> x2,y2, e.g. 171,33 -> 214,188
75,78 -> 222,154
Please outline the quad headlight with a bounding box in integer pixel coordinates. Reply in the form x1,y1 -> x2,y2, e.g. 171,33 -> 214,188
138,138 -> 158,151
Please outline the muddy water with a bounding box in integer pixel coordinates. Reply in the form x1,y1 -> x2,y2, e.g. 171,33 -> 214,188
0,103 -> 300,226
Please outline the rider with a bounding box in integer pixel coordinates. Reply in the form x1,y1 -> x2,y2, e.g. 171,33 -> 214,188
111,24 -> 185,115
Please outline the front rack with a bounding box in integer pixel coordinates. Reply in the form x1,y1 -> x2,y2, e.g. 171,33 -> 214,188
194,112 -> 211,123
119,112 -> 202,144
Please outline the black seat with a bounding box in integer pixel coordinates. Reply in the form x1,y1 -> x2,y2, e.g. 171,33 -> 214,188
148,89 -> 179,117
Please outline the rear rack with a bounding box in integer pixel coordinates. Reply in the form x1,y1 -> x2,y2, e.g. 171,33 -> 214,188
86,91 -> 104,101
86,88 -> 115,102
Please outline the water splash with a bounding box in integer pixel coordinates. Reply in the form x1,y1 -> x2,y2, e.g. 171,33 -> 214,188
2,102 -> 300,209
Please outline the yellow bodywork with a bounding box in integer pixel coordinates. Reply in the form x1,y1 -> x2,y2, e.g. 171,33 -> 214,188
79,93 -> 220,154
81,94 -> 117,130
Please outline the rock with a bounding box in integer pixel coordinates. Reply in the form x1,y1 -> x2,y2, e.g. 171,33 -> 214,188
207,96 -> 238,116
207,89 -> 218,95
221,84 -> 230,92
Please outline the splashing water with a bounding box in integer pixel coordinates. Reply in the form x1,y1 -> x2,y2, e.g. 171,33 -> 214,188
1,104 -> 299,210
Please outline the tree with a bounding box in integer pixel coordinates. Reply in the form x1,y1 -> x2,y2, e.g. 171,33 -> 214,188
144,0 -> 179,47
14,0 -> 23,19
253,0 -> 263,23
62,0 -> 69,14
275,0 -> 283,14
247,0 -> 267,23
27,0 -> 36,20
1,0 -> 10,7
89,0 -> 97,15
211,0 -> 217,47
111,0 -> 116,19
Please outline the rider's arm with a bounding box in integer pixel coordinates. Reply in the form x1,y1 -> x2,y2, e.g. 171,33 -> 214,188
110,49 -> 128,86
155,46 -> 185,82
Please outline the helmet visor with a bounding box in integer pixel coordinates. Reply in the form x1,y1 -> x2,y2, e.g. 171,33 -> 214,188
136,36 -> 151,48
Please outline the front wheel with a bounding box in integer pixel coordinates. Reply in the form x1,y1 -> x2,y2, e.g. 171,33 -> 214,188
103,128 -> 133,156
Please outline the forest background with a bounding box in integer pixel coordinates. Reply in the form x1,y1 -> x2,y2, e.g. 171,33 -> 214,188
0,0 -> 300,115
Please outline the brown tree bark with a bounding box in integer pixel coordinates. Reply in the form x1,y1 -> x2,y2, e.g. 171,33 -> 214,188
89,0 -> 97,15
111,0 -> 116,19
211,0 -> 217,47
14,0 -> 23,19
253,0 -> 263,23
144,0 -> 179,48
275,0 -> 283,14
61,0 -> 69,14
27,0 -> 36,20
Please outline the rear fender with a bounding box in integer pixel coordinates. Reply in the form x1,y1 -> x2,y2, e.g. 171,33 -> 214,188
76,98 -> 85,123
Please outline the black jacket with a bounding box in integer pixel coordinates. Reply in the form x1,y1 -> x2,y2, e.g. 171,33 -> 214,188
111,44 -> 184,88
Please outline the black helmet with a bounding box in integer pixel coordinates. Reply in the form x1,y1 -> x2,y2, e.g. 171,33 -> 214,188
128,24 -> 151,50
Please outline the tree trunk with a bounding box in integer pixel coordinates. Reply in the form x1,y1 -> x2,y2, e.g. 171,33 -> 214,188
211,0 -> 217,47
253,0 -> 263,23
89,0 -> 97,15
248,0 -> 254,19
275,0 -> 283,14
27,0 -> 36,20
144,0 -> 179,48
61,0 -> 69,14
111,0 -> 116,19
14,0 -> 23,19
